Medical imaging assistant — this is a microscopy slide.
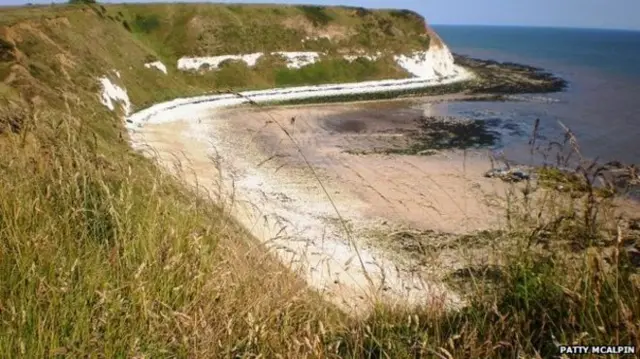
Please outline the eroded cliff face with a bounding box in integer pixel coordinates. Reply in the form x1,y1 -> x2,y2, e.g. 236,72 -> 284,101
171,19 -> 463,82
393,46 -> 458,79
426,26 -> 458,75
393,25 -> 458,79
0,3 -> 469,117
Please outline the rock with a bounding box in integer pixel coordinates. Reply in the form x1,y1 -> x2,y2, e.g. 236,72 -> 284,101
484,168 -> 505,178
510,170 -> 530,181
626,245 -> 640,267
417,149 -> 439,156
484,167 -> 530,182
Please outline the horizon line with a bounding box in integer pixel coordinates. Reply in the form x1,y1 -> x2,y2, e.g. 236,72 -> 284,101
430,23 -> 640,32
2,2 -> 639,32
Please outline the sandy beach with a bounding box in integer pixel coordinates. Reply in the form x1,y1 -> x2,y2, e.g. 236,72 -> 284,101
133,98 -> 517,313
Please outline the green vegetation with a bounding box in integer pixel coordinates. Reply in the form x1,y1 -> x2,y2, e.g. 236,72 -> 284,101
0,2 -> 638,358
390,9 -> 423,21
214,60 -> 255,89
298,5 -> 333,27
131,13 -> 160,33
274,57 -> 408,87
349,6 -> 372,18
538,166 -> 590,192
111,3 -> 430,59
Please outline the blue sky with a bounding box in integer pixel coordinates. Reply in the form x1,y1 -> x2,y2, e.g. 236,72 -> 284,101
3,0 -> 640,31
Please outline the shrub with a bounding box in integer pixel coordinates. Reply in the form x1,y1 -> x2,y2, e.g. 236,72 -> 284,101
121,20 -> 131,32
144,54 -> 158,63
132,14 -> 160,33
348,7 -> 371,17
389,9 -> 422,21
214,60 -> 253,89
298,5 -> 333,27
0,38 -> 15,62
273,57 -> 393,87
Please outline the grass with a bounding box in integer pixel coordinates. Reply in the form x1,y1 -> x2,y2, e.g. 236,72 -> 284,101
0,2 -> 639,357
3,99 -> 639,358
537,166 -> 590,192
105,3 -> 430,58
298,5 -> 334,27
0,106 -> 346,357
273,57 -> 408,87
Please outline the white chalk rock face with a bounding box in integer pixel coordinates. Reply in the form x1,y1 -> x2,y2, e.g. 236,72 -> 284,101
177,53 -> 265,71
394,44 -> 458,79
144,61 -> 168,74
176,52 -> 322,71
343,52 -> 382,62
175,46 -> 463,81
174,25 -> 464,80
273,51 -> 320,69
301,35 -> 331,43
98,76 -> 131,116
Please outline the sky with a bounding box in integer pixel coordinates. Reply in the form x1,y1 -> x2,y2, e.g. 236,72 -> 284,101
2,0 -> 640,31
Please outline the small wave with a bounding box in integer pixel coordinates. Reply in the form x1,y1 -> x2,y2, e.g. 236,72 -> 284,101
505,95 -> 562,103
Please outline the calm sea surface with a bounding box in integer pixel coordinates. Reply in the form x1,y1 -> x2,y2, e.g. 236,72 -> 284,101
430,25 -> 640,164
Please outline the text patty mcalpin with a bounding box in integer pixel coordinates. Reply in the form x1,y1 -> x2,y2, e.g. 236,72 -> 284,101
559,345 -> 636,355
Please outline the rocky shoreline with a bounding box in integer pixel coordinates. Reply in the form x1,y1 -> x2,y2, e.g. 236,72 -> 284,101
453,54 -> 568,95
265,55 -> 568,107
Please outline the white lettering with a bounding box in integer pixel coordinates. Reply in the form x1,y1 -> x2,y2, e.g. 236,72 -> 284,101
560,345 -> 636,355
559,346 -> 589,354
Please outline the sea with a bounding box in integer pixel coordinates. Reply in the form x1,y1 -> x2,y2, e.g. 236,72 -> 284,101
430,25 -> 640,165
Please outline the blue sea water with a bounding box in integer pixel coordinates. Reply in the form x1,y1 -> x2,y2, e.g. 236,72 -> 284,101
430,25 -> 640,164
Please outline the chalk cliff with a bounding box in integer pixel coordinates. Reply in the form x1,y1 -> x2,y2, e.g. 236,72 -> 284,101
0,3 -> 469,119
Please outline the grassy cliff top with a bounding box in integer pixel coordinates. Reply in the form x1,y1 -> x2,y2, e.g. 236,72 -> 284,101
0,2 -> 437,120
1,3 -> 433,59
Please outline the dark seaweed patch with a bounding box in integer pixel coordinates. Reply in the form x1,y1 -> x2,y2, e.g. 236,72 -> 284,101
387,116 -> 499,154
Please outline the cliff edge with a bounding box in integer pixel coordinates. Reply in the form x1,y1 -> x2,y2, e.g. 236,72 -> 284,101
0,3 -> 464,120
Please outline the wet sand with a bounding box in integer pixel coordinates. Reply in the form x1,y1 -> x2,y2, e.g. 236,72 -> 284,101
226,103 -> 511,232
134,100 -> 514,313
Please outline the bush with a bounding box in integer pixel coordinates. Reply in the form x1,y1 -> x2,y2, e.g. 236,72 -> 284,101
389,9 -> 422,21
0,38 -> 15,62
144,54 -> 158,63
121,20 -> 131,32
346,6 -> 371,18
274,58 -> 359,86
132,14 -> 160,33
298,5 -> 333,27
214,60 -> 253,89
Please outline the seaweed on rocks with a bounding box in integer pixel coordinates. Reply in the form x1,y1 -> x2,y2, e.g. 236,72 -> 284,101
454,54 -> 568,94
386,116 -> 499,154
